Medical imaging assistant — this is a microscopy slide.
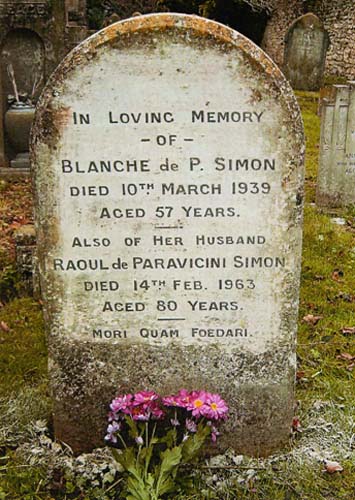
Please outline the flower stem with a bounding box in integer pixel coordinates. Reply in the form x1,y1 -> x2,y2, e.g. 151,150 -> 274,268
136,444 -> 142,467
116,432 -> 127,450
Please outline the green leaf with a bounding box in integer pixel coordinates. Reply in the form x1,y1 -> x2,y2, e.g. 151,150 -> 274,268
114,447 -> 144,482
154,446 -> 182,497
182,423 -> 211,462
146,473 -> 155,488
111,448 -> 122,462
156,476 -> 175,497
113,447 -> 153,500
126,475 -> 151,500
159,427 -> 177,448
140,444 -> 154,476
125,415 -> 139,439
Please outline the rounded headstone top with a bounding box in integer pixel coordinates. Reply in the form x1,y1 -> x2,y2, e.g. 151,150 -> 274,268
30,11 -> 305,350
31,13 -> 303,152
287,13 -> 325,35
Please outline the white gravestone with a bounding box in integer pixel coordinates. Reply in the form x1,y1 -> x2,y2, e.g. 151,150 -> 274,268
317,82 -> 355,207
31,14 -> 305,455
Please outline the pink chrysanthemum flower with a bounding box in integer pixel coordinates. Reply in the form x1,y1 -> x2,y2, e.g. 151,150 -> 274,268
110,394 -> 133,413
130,405 -> 150,421
150,403 -> 165,420
176,389 -> 191,407
162,395 -> 180,407
133,391 -> 159,406
187,390 -> 208,417
204,394 -> 229,420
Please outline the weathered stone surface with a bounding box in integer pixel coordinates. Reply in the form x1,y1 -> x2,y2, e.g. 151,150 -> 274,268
31,13 -> 304,456
283,13 -> 329,91
318,86 -> 336,117
317,82 -> 355,208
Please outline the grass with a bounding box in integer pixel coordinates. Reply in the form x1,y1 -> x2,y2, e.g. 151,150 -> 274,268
0,91 -> 355,498
297,91 -> 321,203
0,299 -> 47,398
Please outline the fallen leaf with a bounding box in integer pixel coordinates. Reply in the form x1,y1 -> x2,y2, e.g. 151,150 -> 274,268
332,269 -> 344,282
341,327 -> 355,335
302,314 -> 323,326
296,370 -> 305,380
323,460 -> 343,473
292,417 -> 302,433
337,352 -> 355,361
306,302 -> 316,309
0,321 -> 10,332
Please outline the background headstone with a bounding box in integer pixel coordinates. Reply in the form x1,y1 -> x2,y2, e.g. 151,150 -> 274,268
318,86 -> 336,117
317,82 -> 355,207
31,14 -> 304,456
13,224 -> 39,297
283,13 -> 329,91
0,0 -> 88,174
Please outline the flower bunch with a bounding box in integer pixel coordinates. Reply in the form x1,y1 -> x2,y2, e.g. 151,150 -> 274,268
105,389 -> 228,499
106,389 -> 228,445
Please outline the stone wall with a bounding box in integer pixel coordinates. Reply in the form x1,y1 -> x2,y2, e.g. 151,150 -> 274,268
319,0 -> 355,78
261,0 -> 303,68
262,0 -> 355,79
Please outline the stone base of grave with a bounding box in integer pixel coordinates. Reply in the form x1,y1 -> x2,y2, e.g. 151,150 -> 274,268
0,167 -> 30,178
315,191 -> 342,209
10,152 -> 30,169
50,338 -> 294,456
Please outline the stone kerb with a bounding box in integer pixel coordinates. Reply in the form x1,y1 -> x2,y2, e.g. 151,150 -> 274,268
317,82 -> 355,208
31,13 -> 304,456
283,13 -> 329,91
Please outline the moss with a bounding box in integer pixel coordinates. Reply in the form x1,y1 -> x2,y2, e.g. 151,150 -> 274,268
323,74 -> 348,86
0,457 -> 50,500
0,388 -> 51,447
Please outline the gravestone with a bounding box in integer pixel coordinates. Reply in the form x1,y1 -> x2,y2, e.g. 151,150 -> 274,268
318,85 -> 336,117
283,13 -> 329,91
31,14 -> 305,456
317,82 -> 355,207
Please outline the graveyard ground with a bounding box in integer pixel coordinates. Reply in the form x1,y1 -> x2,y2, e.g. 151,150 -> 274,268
0,92 -> 355,499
